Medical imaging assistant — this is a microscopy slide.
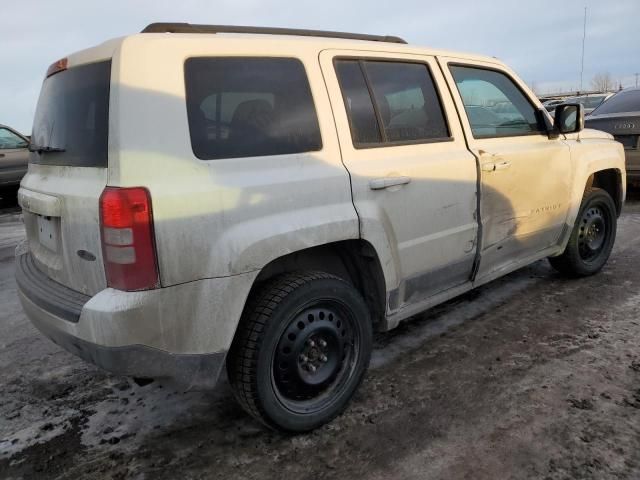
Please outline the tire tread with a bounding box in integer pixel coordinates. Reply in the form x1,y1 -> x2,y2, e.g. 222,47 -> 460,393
227,271 -> 346,430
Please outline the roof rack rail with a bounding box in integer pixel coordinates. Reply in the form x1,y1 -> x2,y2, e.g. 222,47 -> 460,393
141,23 -> 407,44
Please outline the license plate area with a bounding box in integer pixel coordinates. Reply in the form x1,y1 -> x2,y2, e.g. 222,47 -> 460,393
37,215 -> 60,253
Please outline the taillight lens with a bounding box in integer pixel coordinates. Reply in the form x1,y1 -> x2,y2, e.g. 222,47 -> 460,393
99,187 -> 159,291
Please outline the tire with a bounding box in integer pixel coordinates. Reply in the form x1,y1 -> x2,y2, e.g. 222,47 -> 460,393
227,271 -> 372,432
549,187 -> 617,277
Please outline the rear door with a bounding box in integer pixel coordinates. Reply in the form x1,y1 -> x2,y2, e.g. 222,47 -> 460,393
19,60 -> 111,295
320,50 -> 478,309
440,58 -> 573,279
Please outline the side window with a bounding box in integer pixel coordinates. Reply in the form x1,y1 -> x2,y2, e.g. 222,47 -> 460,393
335,59 -> 450,147
449,65 -> 543,139
334,61 -> 382,144
185,57 -> 322,160
0,128 -> 28,150
364,61 -> 449,142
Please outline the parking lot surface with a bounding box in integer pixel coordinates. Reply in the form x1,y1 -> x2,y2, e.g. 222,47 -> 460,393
1,189 -> 640,479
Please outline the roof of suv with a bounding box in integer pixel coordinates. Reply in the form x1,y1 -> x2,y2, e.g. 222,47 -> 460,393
63,23 -> 504,70
136,22 -> 500,64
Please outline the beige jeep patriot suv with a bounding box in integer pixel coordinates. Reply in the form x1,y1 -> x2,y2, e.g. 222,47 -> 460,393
16,23 -> 626,432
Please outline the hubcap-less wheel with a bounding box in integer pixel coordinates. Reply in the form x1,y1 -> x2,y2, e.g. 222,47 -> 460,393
548,187 -> 617,278
272,301 -> 358,413
227,271 -> 372,432
577,205 -> 608,262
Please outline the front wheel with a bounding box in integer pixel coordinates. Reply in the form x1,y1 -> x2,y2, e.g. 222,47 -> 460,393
549,187 -> 617,277
227,271 -> 372,432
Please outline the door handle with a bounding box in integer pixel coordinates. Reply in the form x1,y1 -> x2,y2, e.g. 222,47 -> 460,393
369,176 -> 411,190
0,153 -> 5,158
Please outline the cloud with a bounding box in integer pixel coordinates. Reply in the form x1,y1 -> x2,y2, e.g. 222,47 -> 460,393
2,0 -> 637,132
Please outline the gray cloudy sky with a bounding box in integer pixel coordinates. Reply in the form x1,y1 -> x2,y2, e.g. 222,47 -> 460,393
2,0 -> 638,133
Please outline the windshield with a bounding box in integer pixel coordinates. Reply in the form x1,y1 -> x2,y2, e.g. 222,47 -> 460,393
31,60 -> 111,167
591,90 -> 640,116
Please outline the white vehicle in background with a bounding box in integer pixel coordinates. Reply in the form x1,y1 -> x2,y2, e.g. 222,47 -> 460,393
16,23 -> 626,432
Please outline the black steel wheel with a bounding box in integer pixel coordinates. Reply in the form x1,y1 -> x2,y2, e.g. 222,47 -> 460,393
549,187 -> 617,276
272,301 -> 359,413
577,205 -> 608,262
227,271 -> 372,432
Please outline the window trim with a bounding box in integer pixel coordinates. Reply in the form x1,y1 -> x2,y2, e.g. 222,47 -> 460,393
183,56 -> 323,161
333,56 -> 454,150
447,62 -> 548,140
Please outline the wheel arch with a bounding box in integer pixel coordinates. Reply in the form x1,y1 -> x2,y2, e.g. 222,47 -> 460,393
245,239 -> 388,330
558,166 -> 624,254
585,168 -> 624,216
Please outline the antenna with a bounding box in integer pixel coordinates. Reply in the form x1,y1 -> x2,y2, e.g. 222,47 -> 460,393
579,7 -> 587,92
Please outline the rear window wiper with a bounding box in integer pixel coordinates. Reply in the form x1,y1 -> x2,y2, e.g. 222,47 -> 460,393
28,143 -> 66,154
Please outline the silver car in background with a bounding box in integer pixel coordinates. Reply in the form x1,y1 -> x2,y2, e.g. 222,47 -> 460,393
0,125 -> 29,187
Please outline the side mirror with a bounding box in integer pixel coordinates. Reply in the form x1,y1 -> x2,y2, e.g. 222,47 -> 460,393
553,103 -> 584,134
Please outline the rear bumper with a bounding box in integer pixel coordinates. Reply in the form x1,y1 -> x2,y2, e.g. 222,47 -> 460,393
16,252 -> 89,323
16,249 -> 258,389
25,300 -> 225,389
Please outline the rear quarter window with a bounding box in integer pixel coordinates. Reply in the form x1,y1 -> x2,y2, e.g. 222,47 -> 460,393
184,57 -> 322,160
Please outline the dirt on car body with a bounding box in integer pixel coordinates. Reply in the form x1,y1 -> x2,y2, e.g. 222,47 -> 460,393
1,197 -> 640,479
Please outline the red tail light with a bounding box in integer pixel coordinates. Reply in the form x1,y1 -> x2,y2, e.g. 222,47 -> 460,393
99,187 -> 159,291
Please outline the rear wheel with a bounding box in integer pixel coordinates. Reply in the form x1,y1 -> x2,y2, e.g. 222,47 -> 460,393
549,187 -> 616,277
227,271 -> 372,432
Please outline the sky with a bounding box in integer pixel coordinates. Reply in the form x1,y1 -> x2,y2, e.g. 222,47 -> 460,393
2,0 -> 638,133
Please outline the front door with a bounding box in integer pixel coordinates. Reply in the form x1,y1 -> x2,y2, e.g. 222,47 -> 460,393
440,59 -> 573,279
320,50 -> 479,310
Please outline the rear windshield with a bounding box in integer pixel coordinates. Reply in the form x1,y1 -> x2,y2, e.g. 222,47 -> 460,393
583,96 -> 607,109
184,57 -> 322,160
30,61 -> 110,167
591,90 -> 640,115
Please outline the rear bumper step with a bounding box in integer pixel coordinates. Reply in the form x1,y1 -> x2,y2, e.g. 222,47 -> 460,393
15,251 -> 90,323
